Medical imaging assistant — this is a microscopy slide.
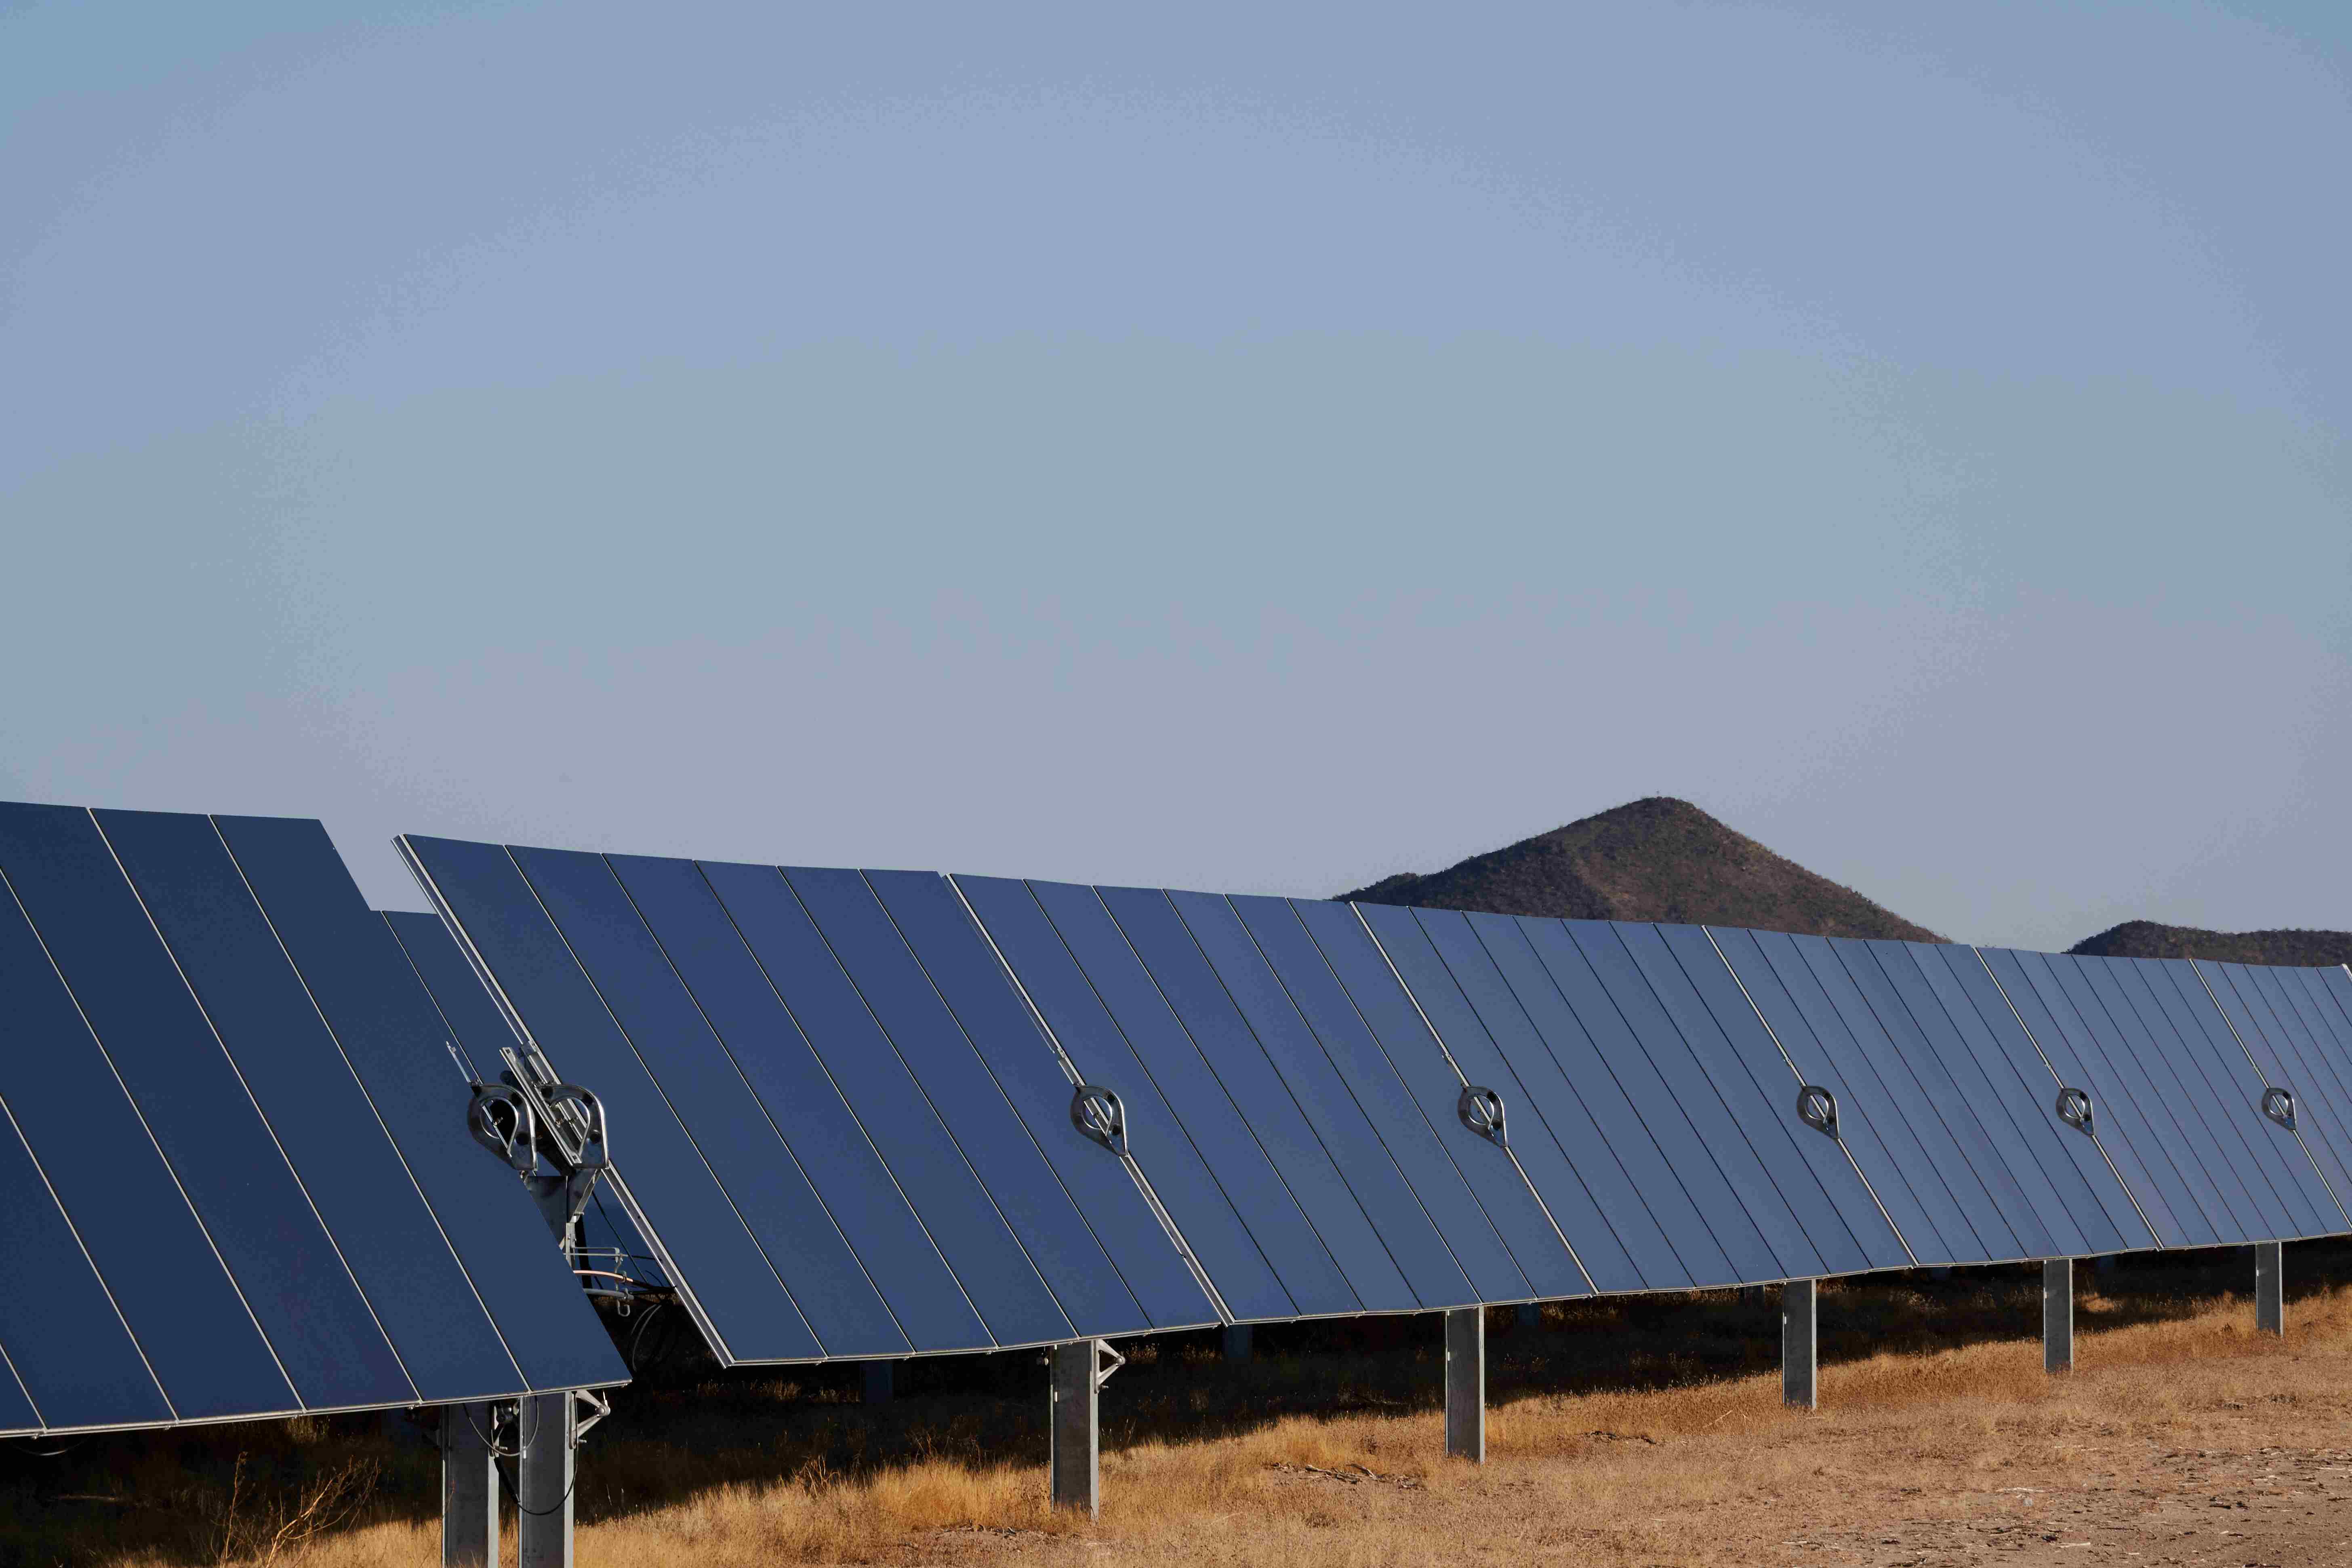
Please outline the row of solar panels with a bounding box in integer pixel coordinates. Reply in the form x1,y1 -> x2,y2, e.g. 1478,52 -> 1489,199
398,834 -> 2352,1368
0,806 -> 626,1440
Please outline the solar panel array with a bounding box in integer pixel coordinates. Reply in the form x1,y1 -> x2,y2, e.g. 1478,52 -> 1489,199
0,806 -> 626,1440
399,836 -> 2352,1366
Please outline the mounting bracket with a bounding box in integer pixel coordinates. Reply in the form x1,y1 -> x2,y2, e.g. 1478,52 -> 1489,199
1457,1085 -> 1507,1148
1070,1084 -> 1128,1155
1795,1084 -> 1839,1139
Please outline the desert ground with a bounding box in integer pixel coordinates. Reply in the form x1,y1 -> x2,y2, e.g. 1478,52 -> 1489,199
12,1242 -> 2352,1567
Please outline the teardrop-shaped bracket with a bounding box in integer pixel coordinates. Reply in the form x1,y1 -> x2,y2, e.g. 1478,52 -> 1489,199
2262,1085 -> 2297,1129
1458,1085 -> 1507,1148
1795,1084 -> 1839,1139
2055,1086 -> 2094,1133
1071,1084 -> 1128,1155
469,1083 -> 537,1179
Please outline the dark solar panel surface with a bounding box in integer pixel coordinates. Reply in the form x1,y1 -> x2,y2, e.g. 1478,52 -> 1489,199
0,805 -> 622,1439
393,829 -> 2352,1367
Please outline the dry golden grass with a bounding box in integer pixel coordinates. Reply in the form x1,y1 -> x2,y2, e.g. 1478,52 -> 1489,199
31,1248 -> 2352,1568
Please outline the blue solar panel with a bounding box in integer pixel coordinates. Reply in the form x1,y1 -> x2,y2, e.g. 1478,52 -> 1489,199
0,805 -> 622,1439
2049,955 -> 2254,1240
1170,890 -> 1478,1308
1098,885 -> 1418,1312
1353,904 -> 1655,1292
404,835 -> 820,1363
697,859 -> 1075,1350
0,806 -> 413,1411
988,876 -> 1340,1320
867,871 -> 1219,1330
1560,922 -> 1833,1279
1648,924 -> 1908,1273
1513,917 -> 1776,1281
99,809 -> 526,1403
1986,948 -> 2213,1247
0,1103 -> 169,1433
1708,926 -> 1978,1267
2238,964 -> 2352,1213
506,846 -> 909,1360
1235,897 -> 1542,1303
600,854 -> 990,1353
2138,958 -> 2339,1237
1918,944 -> 2153,1251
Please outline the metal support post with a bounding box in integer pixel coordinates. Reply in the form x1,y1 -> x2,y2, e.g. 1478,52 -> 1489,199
1516,1302 -> 1541,1332
2256,1240 -> 2284,1336
2043,1258 -> 2073,1374
439,1402 -> 499,1568
1782,1280 -> 1817,1410
517,1391 -> 576,1568
1222,1325 -> 1252,1364
1050,1341 -> 1101,1517
1443,1307 -> 1484,1462
862,1360 -> 894,1403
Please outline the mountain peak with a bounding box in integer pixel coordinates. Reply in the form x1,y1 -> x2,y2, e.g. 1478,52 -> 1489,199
1341,796 -> 1943,942
2068,921 -> 2352,967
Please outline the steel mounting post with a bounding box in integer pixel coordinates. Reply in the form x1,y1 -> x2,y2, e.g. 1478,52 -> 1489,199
2256,1241 -> 2284,1336
439,1401 -> 500,1568
2043,1258 -> 2073,1374
517,1391 -> 579,1568
1783,1280 -> 1818,1410
1444,1307 -> 1485,1462
1051,1340 -> 1121,1516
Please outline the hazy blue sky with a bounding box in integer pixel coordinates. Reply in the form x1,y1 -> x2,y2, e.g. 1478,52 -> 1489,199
4,2 -> 2346,951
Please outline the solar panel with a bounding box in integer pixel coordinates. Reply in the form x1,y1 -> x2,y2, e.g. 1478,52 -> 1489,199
2167,961 -> 2348,1230
1647,924 -> 1911,1273
1096,884 -> 1420,1313
1289,897 -> 1590,1300
392,824 -> 2352,1391
1709,926 -> 1984,1267
2248,964 -> 2352,1213
1988,948 -> 2213,1246
0,803 -> 623,1439
958,876 -> 1322,1321
1919,944 -> 2154,1250
2137,958 -> 2340,1235
1353,904 -> 1661,1292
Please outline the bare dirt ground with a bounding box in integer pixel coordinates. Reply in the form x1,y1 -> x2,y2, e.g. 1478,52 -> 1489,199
16,1246 -> 2352,1567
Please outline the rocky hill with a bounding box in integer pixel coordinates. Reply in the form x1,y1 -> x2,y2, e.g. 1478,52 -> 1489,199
2068,921 -> 2352,967
1342,797 -> 1943,941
